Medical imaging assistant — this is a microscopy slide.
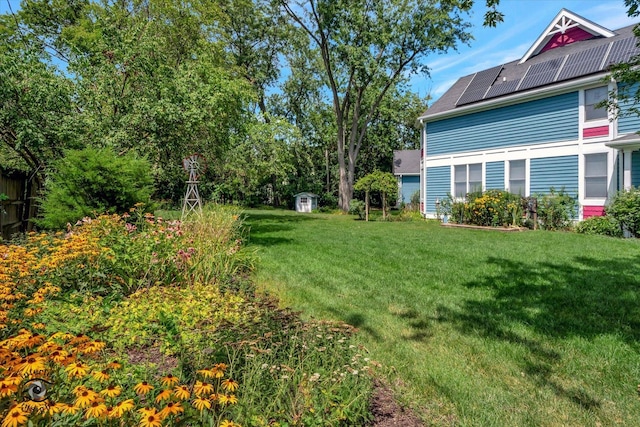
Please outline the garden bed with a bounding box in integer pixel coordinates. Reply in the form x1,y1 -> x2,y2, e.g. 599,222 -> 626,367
440,222 -> 527,231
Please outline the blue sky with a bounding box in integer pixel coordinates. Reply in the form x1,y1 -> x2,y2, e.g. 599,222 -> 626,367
416,0 -> 639,104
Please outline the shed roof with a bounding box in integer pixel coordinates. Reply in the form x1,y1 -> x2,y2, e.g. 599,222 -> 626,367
393,150 -> 421,175
420,10 -> 639,121
294,192 -> 318,197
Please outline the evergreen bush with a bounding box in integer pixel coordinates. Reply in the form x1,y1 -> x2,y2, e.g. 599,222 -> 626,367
575,215 -> 622,237
39,147 -> 154,229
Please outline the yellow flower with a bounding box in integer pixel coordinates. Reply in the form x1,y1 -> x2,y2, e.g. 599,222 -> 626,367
107,360 -> 122,370
193,381 -> 214,396
221,378 -> 239,392
155,389 -> 172,403
226,394 -> 238,404
138,409 -> 163,427
173,385 -> 190,400
45,402 -> 66,417
219,420 -> 236,427
92,369 -> 110,382
18,356 -> 45,374
75,389 -> 97,408
191,397 -> 211,411
1,406 -> 28,427
85,401 -> 108,419
100,384 -> 122,398
134,381 -> 154,395
65,362 -> 89,378
160,374 -> 179,387
196,368 -> 215,379
0,383 -> 17,398
61,403 -> 81,415
159,401 -> 184,418
109,399 -> 135,418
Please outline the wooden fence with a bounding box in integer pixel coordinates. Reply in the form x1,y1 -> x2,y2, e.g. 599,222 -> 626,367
0,171 -> 38,240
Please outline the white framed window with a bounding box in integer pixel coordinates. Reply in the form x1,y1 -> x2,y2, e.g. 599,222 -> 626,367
584,86 -> 608,121
509,160 -> 526,196
454,163 -> 482,197
300,197 -> 309,204
584,153 -> 608,198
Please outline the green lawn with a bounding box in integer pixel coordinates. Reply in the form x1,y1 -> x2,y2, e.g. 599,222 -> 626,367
246,209 -> 640,426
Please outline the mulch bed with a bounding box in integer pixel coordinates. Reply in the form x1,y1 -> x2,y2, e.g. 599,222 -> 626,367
370,380 -> 424,426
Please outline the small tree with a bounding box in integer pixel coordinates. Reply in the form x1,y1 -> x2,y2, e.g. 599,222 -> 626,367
354,171 -> 398,221
606,187 -> 640,237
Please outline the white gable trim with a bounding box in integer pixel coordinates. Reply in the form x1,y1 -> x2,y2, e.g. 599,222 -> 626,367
519,9 -> 615,64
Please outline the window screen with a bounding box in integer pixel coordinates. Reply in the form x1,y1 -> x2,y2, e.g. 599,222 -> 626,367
469,164 -> 482,193
585,86 -> 608,121
585,153 -> 607,198
509,160 -> 526,195
454,165 -> 467,197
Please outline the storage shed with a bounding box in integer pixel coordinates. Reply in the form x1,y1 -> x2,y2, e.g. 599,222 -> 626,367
294,192 -> 318,213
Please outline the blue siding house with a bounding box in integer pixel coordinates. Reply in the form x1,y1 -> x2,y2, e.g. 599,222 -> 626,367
393,150 -> 421,206
419,9 -> 640,220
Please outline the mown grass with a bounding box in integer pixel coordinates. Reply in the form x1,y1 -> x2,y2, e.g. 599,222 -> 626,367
247,209 -> 640,426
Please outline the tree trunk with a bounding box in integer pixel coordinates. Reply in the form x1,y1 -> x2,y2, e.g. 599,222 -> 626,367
365,190 -> 369,222
382,192 -> 387,220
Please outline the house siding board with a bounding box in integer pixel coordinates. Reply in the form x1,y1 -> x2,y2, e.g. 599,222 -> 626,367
618,83 -> 640,134
426,92 -> 579,156
530,155 -> 579,197
401,176 -> 420,204
486,161 -> 505,189
426,166 -> 450,214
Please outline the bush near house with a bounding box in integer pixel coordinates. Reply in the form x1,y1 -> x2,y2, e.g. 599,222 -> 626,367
442,189 -> 525,227
575,215 -> 622,237
605,187 -> 640,237
535,187 -> 577,231
0,205 -> 374,426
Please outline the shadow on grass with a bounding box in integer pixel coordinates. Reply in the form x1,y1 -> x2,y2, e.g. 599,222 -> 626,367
435,255 -> 640,410
246,212 -> 324,247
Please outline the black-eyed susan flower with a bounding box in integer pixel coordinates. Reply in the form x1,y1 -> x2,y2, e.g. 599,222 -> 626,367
109,399 -> 134,418
173,385 -> 190,401
75,389 -> 97,408
84,401 -> 108,419
18,356 -> 45,374
196,368 -> 214,379
92,369 -> 110,382
138,408 -> 162,427
191,397 -> 211,411
160,374 -> 179,387
1,406 -> 28,427
134,381 -> 154,395
44,402 -> 66,417
107,361 -> 122,370
61,403 -> 81,416
193,381 -> 214,396
0,383 -> 17,398
226,394 -> 238,405
99,384 -> 122,398
65,361 -> 89,378
159,401 -> 184,418
155,389 -> 172,403
221,378 -> 239,392
219,420 -> 235,427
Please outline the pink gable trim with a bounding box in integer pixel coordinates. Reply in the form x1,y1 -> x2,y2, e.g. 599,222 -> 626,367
540,27 -> 593,53
583,206 -> 605,219
583,126 -> 609,138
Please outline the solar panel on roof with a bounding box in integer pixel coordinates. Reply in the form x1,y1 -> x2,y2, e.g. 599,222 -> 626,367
455,65 -> 502,106
556,44 -> 608,81
605,37 -> 640,67
484,79 -> 520,99
518,58 -> 563,91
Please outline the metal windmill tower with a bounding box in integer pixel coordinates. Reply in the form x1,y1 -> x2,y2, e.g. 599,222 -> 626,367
181,154 -> 205,219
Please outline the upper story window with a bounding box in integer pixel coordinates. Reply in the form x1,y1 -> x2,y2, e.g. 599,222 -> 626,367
584,86 -> 608,121
454,163 -> 482,197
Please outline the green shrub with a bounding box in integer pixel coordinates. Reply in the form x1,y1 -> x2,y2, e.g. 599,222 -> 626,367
39,147 -> 154,229
441,190 -> 525,227
575,215 -> 622,237
606,187 -> 640,237
349,199 -> 365,220
536,187 -> 577,230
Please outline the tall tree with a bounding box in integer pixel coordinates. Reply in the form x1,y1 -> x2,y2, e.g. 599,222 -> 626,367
278,0 -> 503,211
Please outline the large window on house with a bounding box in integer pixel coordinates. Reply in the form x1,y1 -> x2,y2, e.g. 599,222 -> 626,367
509,160 -> 526,195
584,153 -> 608,198
454,163 -> 482,197
585,86 -> 608,121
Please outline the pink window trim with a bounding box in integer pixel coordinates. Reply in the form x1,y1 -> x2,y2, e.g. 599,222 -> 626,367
583,126 -> 609,138
541,27 -> 593,53
583,206 -> 605,219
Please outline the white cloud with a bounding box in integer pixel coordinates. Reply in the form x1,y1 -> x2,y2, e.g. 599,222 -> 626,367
583,4 -> 638,30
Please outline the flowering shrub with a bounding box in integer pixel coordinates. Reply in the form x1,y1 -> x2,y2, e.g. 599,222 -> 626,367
442,190 -> 525,227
